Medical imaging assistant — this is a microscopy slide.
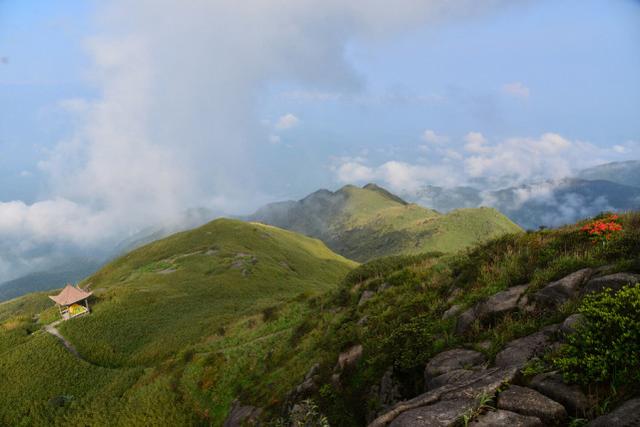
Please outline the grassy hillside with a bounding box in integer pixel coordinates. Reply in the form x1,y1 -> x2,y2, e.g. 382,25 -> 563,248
250,183 -> 522,261
0,218 -> 355,426
224,212 -> 640,426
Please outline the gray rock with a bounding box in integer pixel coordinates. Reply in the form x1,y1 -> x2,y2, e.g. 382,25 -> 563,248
479,285 -> 528,319
494,325 -> 560,369
456,285 -> 528,334
426,369 -> 476,391
533,268 -> 593,307
455,307 -> 478,335
530,372 -> 589,417
335,344 -> 363,371
370,368 -> 518,427
469,409 -> 543,427
305,363 -> 320,380
582,273 -> 640,295
442,367 -> 519,401
442,304 -> 463,320
587,398 -> 640,427
222,400 -> 262,427
425,349 -> 486,380
560,314 -> 585,336
497,385 -> 567,425
389,398 -> 475,426
368,367 -> 404,422
359,290 -> 376,306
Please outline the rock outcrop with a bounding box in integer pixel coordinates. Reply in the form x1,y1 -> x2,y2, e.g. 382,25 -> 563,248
370,367 -> 518,426
532,268 -> 593,307
582,272 -> 640,295
424,349 -> 486,381
497,385 -> 567,425
469,409 -> 543,427
529,372 -> 589,417
587,397 -> 640,427
223,400 -> 262,427
494,325 -> 559,369
456,285 -> 528,334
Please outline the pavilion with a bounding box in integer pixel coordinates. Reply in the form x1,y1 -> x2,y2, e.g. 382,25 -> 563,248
49,284 -> 93,320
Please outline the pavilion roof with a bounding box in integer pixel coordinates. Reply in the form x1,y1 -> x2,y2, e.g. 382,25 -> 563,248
49,284 -> 92,306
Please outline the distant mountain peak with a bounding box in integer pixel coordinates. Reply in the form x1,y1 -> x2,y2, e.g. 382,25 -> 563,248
362,183 -> 409,205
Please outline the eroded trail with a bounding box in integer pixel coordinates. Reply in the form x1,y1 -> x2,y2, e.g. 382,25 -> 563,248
44,320 -> 83,360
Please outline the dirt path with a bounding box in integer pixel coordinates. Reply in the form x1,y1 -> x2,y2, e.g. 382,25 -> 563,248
45,320 -> 82,360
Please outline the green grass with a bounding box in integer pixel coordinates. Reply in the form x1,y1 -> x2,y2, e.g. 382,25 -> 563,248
252,184 -> 522,261
1,212 -> 638,425
0,218 -> 355,426
235,212 -> 640,425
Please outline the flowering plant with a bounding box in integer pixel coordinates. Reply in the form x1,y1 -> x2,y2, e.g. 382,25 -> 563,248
580,214 -> 623,246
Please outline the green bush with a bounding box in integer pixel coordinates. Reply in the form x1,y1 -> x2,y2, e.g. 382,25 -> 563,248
555,283 -> 640,386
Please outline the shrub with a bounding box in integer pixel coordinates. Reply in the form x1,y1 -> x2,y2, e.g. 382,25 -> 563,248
555,283 -> 640,386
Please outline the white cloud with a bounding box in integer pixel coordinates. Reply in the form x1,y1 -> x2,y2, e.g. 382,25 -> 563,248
463,131 -> 489,153
333,132 -> 631,193
421,129 -> 449,144
613,145 -> 627,153
0,0 -> 533,282
501,82 -> 530,98
275,113 -> 300,130
333,159 -> 375,183
464,133 -> 576,184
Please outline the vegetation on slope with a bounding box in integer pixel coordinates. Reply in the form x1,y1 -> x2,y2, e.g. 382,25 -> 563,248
0,218 -> 355,426
231,212 -> 640,425
250,183 -> 522,261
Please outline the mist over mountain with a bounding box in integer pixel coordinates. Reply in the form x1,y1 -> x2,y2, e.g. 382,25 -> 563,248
403,160 -> 640,230
249,183 -> 520,261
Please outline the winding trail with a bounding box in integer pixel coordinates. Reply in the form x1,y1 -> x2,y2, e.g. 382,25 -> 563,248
45,320 -> 82,360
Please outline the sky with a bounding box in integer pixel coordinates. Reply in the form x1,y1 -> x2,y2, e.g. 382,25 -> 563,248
0,0 -> 639,282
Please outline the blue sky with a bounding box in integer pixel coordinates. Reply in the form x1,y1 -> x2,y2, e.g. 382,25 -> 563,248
0,0 -> 638,281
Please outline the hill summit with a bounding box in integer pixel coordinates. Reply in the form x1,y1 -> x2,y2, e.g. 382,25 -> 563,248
249,184 -> 522,261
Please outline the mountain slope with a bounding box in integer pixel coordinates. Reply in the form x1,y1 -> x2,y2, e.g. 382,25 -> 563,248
405,161 -> 640,230
226,212 -> 640,426
249,184 -> 522,261
0,218 -> 355,425
0,258 -> 102,303
576,160 -> 640,187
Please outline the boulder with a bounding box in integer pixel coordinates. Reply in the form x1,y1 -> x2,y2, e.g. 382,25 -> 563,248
291,363 -> 321,397
222,400 -> 262,427
359,290 -> 376,306
442,367 -> 519,401
479,285 -> 528,320
497,385 -> 567,425
529,372 -> 589,417
371,368 -> 518,427
582,273 -> 640,295
389,398 -> 475,426
533,268 -> 593,307
494,325 -> 560,369
425,349 -> 486,380
560,314 -> 585,336
426,369 -> 476,391
587,398 -> 640,427
442,304 -> 463,320
469,409 -> 543,427
456,285 -> 528,334
455,307 -> 478,335
335,344 -> 363,371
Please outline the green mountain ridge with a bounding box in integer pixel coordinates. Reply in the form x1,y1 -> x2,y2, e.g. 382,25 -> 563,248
249,184 -> 522,261
0,218 -> 355,425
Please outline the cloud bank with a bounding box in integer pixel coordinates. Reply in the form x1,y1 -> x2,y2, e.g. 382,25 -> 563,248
0,0 -> 521,282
